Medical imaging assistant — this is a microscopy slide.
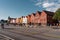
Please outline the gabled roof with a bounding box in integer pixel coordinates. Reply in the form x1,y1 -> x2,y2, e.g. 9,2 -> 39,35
28,15 -> 31,17
36,11 -> 41,15
9,17 -> 16,20
32,13 -> 35,16
22,16 -> 25,18
43,10 -> 54,16
18,17 -> 21,19
26,16 -> 28,18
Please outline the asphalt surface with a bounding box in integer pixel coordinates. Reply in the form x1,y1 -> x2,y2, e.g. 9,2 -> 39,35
0,35 -> 7,40
0,24 -> 60,40
0,29 -> 48,40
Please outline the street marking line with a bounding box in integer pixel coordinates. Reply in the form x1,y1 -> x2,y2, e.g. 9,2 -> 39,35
0,34 -> 14,40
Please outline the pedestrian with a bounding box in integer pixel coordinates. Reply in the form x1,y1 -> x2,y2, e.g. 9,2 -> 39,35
1,23 -> 4,29
1,20 -> 4,29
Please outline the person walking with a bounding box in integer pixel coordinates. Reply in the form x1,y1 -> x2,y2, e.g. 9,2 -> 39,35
1,20 -> 4,29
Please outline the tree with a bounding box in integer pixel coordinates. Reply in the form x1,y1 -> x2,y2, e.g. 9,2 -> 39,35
53,8 -> 60,25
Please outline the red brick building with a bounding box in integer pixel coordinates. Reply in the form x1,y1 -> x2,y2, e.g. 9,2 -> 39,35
8,11 -> 57,26
40,10 -> 54,26
27,15 -> 31,25
30,13 -> 35,25
35,11 -> 41,25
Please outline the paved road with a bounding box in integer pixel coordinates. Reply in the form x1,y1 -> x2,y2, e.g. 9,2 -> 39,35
0,29 -> 48,40
0,34 -> 8,40
0,24 -> 60,40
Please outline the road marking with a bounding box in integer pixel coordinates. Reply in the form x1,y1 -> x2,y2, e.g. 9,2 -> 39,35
0,34 -> 14,40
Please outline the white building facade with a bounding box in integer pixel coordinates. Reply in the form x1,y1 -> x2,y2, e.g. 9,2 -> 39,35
22,16 -> 27,24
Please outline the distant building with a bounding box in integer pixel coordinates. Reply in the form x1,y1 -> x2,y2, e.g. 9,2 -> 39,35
22,16 -> 27,24
7,10 -> 58,26
27,15 -> 31,25
16,18 -> 20,24
30,13 -> 35,25
20,16 -> 23,24
8,17 -> 16,24
40,10 -> 54,26
10,18 -> 16,23
35,11 -> 41,25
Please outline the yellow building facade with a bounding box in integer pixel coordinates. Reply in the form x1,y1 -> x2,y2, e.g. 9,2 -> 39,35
20,17 -> 23,24
16,18 -> 20,24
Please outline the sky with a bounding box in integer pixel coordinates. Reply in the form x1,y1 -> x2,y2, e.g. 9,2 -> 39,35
0,0 -> 60,20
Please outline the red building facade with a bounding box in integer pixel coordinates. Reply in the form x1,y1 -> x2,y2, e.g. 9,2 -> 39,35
27,15 -> 31,25
7,10 -> 57,26
40,11 -> 54,26
30,13 -> 35,25
35,11 -> 41,25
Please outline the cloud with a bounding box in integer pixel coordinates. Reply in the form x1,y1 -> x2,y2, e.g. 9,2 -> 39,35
45,3 -> 60,12
35,2 -> 41,6
42,2 -> 54,8
33,0 -> 60,12
46,8 -> 58,12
